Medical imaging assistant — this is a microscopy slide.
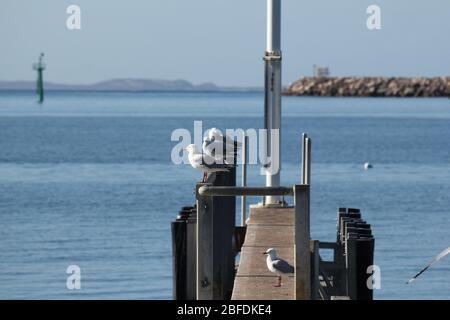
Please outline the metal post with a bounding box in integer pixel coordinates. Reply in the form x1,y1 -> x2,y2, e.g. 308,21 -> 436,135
301,133 -> 307,184
199,186 -> 294,197
196,183 -> 214,300
264,0 -> 282,205
294,184 -> 311,300
305,137 -> 311,185
241,135 -> 248,226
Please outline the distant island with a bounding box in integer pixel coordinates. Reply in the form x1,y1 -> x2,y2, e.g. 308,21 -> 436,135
2,77 -> 449,97
284,77 -> 450,97
0,78 -> 261,93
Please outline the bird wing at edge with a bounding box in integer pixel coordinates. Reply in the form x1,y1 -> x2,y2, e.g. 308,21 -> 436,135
407,246 -> 450,284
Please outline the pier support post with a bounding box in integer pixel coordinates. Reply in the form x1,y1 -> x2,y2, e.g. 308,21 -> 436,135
310,240 -> 320,300
294,184 -> 311,299
196,183 -> 214,300
171,206 -> 197,300
185,206 -> 197,299
195,167 -> 237,300
171,209 -> 188,300
345,235 -> 358,299
355,238 -> 375,300
211,170 -> 236,299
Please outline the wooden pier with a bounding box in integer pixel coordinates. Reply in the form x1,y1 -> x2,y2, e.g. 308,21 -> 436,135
172,185 -> 375,300
232,206 -> 295,300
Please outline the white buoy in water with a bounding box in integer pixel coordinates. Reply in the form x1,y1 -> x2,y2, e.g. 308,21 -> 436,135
364,162 -> 373,170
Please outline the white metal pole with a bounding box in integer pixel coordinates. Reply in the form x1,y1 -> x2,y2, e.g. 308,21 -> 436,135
241,135 -> 248,225
301,133 -> 307,184
264,0 -> 282,205
266,0 -> 281,53
305,137 -> 311,185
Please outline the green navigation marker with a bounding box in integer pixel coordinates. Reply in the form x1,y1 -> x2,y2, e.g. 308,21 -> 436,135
33,53 -> 46,103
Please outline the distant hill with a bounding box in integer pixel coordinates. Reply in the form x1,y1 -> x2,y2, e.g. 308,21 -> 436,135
0,78 -> 261,92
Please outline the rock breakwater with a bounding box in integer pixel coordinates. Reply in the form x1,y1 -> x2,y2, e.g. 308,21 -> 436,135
284,77 -> 450,97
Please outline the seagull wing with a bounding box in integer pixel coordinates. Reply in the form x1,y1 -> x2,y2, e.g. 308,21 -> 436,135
272,259 -> 294,274
190,153 -> 234,170
407,246 -> 450,284
207,128 -> 242,148
204,140 -> 237,158
224,134 -> 242,147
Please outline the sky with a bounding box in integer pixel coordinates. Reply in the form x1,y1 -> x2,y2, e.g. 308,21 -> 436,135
1,0 -> 449,87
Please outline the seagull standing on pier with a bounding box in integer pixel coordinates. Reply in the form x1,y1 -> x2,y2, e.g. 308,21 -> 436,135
263,248 -> 294,287
203,128 -> 241,163
184,144 -> 234,182
407,246 -> 450,284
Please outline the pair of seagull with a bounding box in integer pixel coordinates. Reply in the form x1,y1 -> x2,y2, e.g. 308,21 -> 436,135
185,128 -> 241,182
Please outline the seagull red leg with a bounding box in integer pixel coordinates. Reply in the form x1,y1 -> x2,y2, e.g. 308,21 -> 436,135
273,275 -> 281,287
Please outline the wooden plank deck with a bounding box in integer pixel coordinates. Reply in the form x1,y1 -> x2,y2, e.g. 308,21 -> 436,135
232,206 -> 295,300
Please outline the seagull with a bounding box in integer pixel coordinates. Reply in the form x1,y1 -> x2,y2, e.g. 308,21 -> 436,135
364,162 -> 373,170
263,248 -> 294,287
407,246 -> 450,284
207,128 -> 242,148
184,144 -> 234,182
203,128 -> 241,163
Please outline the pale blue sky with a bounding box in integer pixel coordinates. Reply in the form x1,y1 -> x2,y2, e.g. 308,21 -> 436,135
1,0 -> 449,87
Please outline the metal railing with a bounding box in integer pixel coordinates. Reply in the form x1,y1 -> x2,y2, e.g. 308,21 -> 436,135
199,186 -> 294,197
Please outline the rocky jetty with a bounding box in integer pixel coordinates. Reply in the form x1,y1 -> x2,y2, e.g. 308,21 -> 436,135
284,77 -> 450,97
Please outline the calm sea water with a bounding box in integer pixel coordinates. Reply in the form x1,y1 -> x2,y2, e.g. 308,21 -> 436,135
0,91 -> 449,300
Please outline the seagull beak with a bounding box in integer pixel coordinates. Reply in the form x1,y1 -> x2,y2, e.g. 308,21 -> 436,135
262,251 -> 268,255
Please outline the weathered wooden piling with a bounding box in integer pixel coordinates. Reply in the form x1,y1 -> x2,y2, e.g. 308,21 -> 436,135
185,206 -> 197,299
355,238 -> 375,300
339,207 -> 375,300
294,184 -> 311,300
171,207 -> 191,300
171,206 -> 197,300
196,165 -> 237,300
